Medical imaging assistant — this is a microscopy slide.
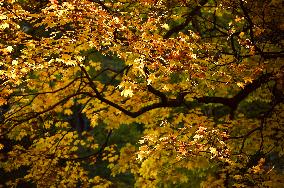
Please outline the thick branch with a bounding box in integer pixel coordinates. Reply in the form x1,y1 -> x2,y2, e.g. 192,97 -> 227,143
196,73 -> 274,110
2,72 -> 275,137
81,63 -> 274,118
147,85 -> 167,103
232,73 -> 273,105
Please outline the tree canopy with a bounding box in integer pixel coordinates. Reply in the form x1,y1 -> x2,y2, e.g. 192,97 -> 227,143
0,0 -> 283,187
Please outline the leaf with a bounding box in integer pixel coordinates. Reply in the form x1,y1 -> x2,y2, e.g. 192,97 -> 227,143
64,109 -> 73,115
1,0 -> 282,187
121,87 -> 134,97
237,82 -> 245,88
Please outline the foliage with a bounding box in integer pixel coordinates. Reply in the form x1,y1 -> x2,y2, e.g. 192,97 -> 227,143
0,0 -> 283,187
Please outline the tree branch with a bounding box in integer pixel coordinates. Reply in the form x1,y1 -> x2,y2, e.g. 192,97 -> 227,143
163,0 -> 208,38
66,130 -> 113,161
81,62 -> 275,118
90,0 -> 113,13
0,92 -> 93,136
197,73 -> 274,111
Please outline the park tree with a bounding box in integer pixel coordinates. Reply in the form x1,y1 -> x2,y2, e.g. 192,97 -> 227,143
0,0 -> 283,187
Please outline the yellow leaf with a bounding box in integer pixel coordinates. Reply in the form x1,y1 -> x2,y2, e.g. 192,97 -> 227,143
121,88 -> 134,97
0,143 -> 4,150
64,109 -> 73,115
6,46 -> 13,53
237,82 -> 245,89
0,23 -> 9,29
161,23 -> 170,30
244,77 -> 253,84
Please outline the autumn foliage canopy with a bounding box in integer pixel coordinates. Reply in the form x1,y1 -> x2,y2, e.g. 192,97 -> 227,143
0,0 -> 283,187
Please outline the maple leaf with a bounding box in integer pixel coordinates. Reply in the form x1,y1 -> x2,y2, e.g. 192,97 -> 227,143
50,0 -> 58,5
237,82 -> 245,88
0,143 -> 4,150
0,0 -> 283,187
5,46 -> 13,53
121,88 -> 134,97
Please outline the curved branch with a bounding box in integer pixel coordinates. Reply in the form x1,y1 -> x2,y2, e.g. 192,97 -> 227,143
12,77 -> 83,97
0,92 -> 93,136
2,71 -> 276,137
66,130 -> 113,161
90,0 -> 113,13
81,61 -> 275,118
196,73 -> 274,111
163,0 -> 208,38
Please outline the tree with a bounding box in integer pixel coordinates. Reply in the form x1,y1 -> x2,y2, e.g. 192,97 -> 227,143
0,0 -> 283,187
